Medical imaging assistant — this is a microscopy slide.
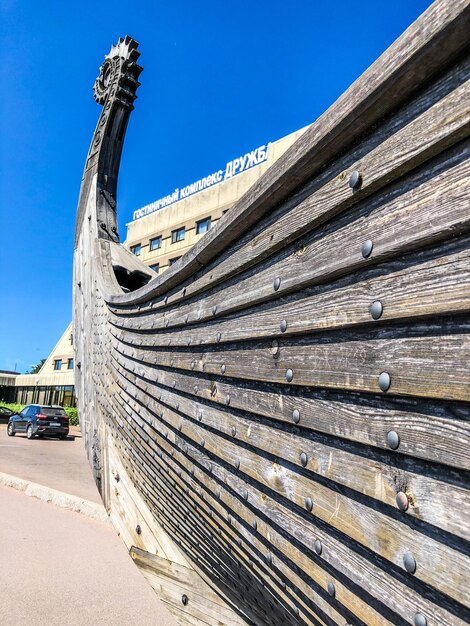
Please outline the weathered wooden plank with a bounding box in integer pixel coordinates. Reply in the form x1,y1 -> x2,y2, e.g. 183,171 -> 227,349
112,363 -> 470,542
106,435 -> 190,565
131,548 -> 252,626
114,398 -> 388,626
112,241 -> 470,349
114,324 -> 470,401
100,364 -> 382,623
114,423 -> 332,626
110,341 -> 470,470
109,358 -> 470,610
109,375 -> 469,626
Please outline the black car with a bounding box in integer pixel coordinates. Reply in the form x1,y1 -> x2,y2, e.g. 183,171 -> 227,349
0,405 -> 14,419
7,404 -> 69,440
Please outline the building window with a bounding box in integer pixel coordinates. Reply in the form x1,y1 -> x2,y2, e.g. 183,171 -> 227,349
149,263 -> 159,273
130,244 -> 141,256
196,217 -> 211,235
171,227 -> 185,244
149,236 -> 162,251
169,257 -> 181,266
67,358 -> 74,370
54,360 -> 62,371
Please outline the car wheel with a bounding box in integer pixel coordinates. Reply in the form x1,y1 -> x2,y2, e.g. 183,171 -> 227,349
26,424 -> 35,440
7,422 -> 15,436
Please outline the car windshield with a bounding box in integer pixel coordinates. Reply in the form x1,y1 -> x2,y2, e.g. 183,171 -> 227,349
41,408 -> 67,416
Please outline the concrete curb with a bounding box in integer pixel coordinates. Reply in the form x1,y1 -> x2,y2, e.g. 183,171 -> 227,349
0,471 -> 109,523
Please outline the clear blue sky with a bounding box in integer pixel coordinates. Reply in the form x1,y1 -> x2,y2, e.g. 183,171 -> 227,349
0,0 -> 433,373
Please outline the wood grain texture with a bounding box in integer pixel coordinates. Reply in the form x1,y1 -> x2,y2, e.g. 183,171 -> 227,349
107,368 -> 470,626
107,361 -> 470,609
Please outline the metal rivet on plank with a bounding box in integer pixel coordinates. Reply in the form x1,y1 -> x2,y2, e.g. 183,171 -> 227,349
349,170 -> 362,189
235,459 -> 240,469
221,364 -> 226,374
225,394 -> 230,405
396,491 -> 409,511
242,489 -> 248,500
212,305 -> 217,316
387,430 -> 400,450
216,332 -> 221,343
327,581 -> 335,597
280,320 -> 287,333
200,438 -> 205,447
378,372 -> 391,392
361,239 -> 373,258
231,425 -> 236,437
181,594 -> 188,606
314,539 -> 322,555
271,339 -> 280,357
273,277 -> 281,291
252,519 -> 257,530
292,409 -> 300,423
300,452 -> 308,467
285,369 -> 294,382
403,552 -> 416,574
370,300 -> 383,320
414,613 -> 427,626
305,497 -> 313,512
135,524 -> 141,535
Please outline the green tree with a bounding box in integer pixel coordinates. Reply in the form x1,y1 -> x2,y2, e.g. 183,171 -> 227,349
28,359 -> 46,374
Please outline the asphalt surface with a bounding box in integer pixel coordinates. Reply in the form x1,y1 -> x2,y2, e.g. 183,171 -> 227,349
0,423 -> 101,503
0,423 -> 178,625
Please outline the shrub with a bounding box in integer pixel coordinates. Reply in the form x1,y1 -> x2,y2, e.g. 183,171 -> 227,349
65,407 -> 79,426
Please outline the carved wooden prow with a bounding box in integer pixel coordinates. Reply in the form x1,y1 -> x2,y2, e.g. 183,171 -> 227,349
74,36 -> 143,249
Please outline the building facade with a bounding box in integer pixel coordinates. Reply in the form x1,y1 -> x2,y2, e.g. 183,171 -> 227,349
125,128 -> 307,272
0,324 -> 76,407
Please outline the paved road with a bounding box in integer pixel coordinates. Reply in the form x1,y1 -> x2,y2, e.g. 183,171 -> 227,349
0,484 -> 177,625
0,423 -> 178,625
0,423 -> 101,503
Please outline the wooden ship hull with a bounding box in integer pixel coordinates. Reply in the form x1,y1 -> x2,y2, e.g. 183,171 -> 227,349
73,2 -> 470,624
